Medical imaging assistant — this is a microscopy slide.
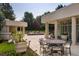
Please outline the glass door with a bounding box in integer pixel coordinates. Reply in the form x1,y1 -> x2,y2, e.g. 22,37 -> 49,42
76,18 -> 79,42
59,19 -> 71,41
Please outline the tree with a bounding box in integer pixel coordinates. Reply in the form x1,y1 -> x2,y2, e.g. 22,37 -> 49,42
32,19 -> 40,30
0,11 -> 5,31
55,4 -> 64,10
1,3 -> 15,20
44,11 -> 50,15
33,15 -> 45,31
23,12 -> 34,30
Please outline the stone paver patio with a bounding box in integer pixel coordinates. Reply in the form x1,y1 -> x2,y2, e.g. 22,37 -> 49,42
24,34 -> 79,56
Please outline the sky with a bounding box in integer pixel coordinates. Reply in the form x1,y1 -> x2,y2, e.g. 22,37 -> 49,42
11,3 -> 70,21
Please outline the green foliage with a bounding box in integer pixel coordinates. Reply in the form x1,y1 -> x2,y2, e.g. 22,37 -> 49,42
0,42 -> 16,56
0,42 -> 38,56
43,11 -> 50,15
16,47 -> 38,56
55,4 -> 65,10
1,3 -> 15,20
25,47 -> 38,56
12,31 -> 24,43
23,12 -> 34,30
0,11 -> 5,31
62,32 -> 68,35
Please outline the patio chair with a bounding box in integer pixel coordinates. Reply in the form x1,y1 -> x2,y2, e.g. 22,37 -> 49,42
51,44 -> 64,56
58,36 -> 62,40
61,34 -> 72,55
39,38 -> 51,56
63,41 -> 72,56
49,33 -> 55,39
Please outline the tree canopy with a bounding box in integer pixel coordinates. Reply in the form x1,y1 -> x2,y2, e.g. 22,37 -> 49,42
55,4 -> 65,10
1,3 -> 15,20
23,12 -> 34,30
0,11 -> 5,31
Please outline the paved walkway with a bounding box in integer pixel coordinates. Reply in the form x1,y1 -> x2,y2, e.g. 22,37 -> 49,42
24,34 -> 79,56
24,34 -> 44,55
71,45 -> 79,56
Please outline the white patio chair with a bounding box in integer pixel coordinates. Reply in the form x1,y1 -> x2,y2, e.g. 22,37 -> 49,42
61,35 -> 72,56
64,41 -> 72,56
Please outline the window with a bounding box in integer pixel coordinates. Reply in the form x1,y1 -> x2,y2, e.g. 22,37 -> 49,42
17,27 -> 20,31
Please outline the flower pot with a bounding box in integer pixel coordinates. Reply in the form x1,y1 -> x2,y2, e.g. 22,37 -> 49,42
61,35 -> 67,41
15,42 -> 27,53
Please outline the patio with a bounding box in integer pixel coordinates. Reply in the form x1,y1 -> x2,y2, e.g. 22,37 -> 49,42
24,34 -> 79,56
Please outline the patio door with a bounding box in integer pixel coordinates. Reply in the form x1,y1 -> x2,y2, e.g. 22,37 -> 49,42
59,19 -> 71,41
76,18 -> 79,42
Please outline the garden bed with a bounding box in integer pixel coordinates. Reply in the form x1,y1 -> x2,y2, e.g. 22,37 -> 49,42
0,42 -> 38,56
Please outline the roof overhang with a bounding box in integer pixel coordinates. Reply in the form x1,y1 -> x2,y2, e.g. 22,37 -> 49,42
41,3 -> 79,23
5,19 -> 28,27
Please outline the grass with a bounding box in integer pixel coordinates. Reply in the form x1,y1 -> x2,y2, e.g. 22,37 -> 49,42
0,42 -> 16,56
0,42 -> 38,56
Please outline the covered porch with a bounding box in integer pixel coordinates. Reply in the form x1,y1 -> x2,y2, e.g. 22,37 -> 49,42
0,19 -> 27,40
41,4 -> 79,45
44,16 -> 79,45
9,26 -> 26,34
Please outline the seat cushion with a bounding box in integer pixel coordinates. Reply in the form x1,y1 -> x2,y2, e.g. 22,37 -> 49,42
64,43 -> 70,48
53,47 -> 62,51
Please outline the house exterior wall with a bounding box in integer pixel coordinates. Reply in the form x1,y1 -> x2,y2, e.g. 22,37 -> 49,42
0,26 -> 10,40
41,4 -> 79,45
41,3 -> 79,23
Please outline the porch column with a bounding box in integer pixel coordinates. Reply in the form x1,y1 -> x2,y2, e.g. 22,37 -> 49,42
23,27 -> 25,34
45,23 -> 49,38
20,27 -> 21,31
16,27 -> 17,32
72,17 -> 76,45
54,21 -> 58,39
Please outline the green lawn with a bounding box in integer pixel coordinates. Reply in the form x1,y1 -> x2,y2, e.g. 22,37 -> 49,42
0,42 -> 16,56
0,42 -> 38,56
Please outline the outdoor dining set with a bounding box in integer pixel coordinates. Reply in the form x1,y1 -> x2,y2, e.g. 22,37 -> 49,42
39,34 -> 72,56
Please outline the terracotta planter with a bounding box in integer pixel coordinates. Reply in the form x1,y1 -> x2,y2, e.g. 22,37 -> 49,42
15,42 -> 27,53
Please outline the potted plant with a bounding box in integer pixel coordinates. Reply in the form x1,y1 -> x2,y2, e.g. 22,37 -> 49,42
12,31 -> 27,53
61,32 -> 68,41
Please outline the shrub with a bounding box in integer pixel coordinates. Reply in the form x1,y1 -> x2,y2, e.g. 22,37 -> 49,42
12,31 -> 24,43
